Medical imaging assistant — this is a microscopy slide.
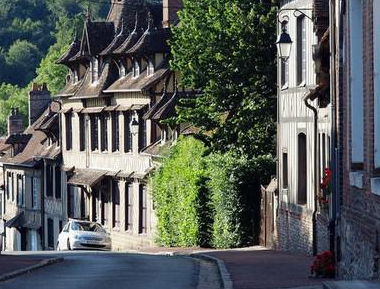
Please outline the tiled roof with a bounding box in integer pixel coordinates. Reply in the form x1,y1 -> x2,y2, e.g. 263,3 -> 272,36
80,21 -> 115,56
56,38 -> 81,65
0,104 -> 61,167
71,62 -> 118,99
67,169 -> 108,187
99,26 -> 130,56
104,59 -> 170,93
56,81 -> 83,98
107,0 -> 163,32
5,134 -> 32,145
112,30 -> 142,54
127,28 -> 171,55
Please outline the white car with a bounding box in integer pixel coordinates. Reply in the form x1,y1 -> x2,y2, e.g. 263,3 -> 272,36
57,219 -> 111,251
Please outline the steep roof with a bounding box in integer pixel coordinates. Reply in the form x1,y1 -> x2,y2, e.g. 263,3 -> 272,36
104,58 -> 170,93
0,104 -> 61,167
80,21 -> 115,56
56,80 -> 83,98
127,28 -> 170,55
71,62 -> 119,99
107,0 -> 163,32
113,29 -> 142,54
99,23 -> 130,56
56,38 -> 81,65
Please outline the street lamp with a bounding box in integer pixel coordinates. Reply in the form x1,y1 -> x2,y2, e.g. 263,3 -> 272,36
130,117 -> 139,136
276,27 -> 292,60
276,8 -> 312,60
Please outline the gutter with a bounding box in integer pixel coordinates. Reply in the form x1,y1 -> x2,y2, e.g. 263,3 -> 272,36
303,91 -> 319,256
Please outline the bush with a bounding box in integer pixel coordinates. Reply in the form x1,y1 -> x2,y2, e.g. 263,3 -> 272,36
151,136 -> 275,249
207,152 -> 256,248
151,137 -> 212,247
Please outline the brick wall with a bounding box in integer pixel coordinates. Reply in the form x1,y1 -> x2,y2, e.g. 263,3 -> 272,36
339,0 -> 380,279
275,203 -> 329,256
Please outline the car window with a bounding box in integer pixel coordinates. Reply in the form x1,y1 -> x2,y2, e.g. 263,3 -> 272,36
71,222 -> 106,233
63,223 -> 69,232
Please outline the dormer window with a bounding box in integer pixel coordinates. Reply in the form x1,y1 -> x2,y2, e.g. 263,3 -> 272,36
120,63 -> 126,78
73,69 -> 79,83
91,58 -> 99,82
133,59 -> 140,78
147,58 -> 155,76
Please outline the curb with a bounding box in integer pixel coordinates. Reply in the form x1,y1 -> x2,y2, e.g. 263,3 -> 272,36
190,253 -> 233,289
0,257 -> 64,282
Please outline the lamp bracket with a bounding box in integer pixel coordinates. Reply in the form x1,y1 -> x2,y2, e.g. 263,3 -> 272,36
277,8 -> 313,23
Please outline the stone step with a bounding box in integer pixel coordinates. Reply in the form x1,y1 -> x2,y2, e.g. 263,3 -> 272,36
323,280 -> 380,289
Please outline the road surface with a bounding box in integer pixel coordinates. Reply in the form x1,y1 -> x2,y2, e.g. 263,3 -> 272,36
0,251 -> 220,289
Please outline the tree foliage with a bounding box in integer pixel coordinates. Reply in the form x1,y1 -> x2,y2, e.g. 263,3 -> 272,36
0,83 -> 28,136
171,0 -> 277,158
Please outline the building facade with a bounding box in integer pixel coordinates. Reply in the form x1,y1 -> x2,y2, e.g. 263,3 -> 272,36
56,0 -> 182,250
275,0 -> 330,256
334,0 -> 380,279
0,84 -> 65,251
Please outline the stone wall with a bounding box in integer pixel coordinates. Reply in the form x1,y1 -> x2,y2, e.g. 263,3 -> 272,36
275,202 -> 330,256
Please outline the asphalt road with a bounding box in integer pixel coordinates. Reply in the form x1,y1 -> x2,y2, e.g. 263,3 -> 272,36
0,252 -> 203,289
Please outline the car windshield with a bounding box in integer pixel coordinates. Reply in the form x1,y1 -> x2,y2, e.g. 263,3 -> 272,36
71,222 -> 105,233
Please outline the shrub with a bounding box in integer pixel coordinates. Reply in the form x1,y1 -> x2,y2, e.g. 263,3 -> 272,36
151,136 -> 212,247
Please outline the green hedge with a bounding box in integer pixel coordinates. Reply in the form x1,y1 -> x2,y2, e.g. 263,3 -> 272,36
152,137 -> 211,247
151,136 -> 274,248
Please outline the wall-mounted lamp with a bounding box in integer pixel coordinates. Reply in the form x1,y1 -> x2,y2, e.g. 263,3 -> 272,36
276,8 -> 313,60
130,117 -> 139,136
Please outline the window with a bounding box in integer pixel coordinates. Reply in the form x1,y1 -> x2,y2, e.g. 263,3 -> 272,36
90,115 -> 99,151
125,183 -> 133,231
280,21 -> 289,88
46,165 -> 53,197
112,181 -> 120,229
55,166 -> 61,199
147,58 -> 155,76
133,59 -> 140,77
350,0 -> 364,166
101,192 -> 109,227
79,114 -> 85,152
11,173 -> 14,202
282,153 -> 288,189
120,63 -> 126,77
17,175 -> 24,207
7,172 -> 11,200
32,177 -> 39,209
101,115 -> 108,152
91,58 -> 99,82
67,185 -> 75,218
138,185 -> 147,234
298,133 -> 307,205
124,112 -> 132,152
65,113 -> 73,151
374,0 -> 380,167
138,113 -> 147,151
112,112 -> 120,152
297,16 -> 306,85
47,218 -> 54,249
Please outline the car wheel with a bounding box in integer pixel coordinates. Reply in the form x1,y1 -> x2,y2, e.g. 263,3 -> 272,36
67,239 -> 71,251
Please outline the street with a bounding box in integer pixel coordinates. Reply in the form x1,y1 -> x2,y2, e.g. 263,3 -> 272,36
0,252 -> 220,289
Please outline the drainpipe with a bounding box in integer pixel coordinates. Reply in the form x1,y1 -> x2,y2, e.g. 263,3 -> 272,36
41,159 -> 46,250
304,93 -> 319,256
329,0 -> 338,255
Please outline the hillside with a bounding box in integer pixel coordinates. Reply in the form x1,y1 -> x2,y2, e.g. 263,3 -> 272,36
0,0 -> 109,135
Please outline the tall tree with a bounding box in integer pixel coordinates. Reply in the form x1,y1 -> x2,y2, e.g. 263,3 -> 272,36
171,0 -> 277,160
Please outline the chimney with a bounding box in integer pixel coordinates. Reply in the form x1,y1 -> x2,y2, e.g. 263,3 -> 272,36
163,0 -> 183,28
8,107 -> 24,136
29,83 -> 51,126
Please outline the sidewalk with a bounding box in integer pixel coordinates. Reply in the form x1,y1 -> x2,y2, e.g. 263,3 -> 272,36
0,254 -> 63,282
138,246 -> 329,289
202,247 -> 328,289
